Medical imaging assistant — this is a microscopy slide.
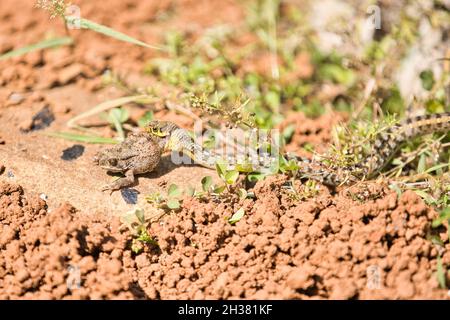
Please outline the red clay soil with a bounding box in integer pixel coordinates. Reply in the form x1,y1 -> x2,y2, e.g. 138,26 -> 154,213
278,112 -> 348,157
1,178 -> 449,299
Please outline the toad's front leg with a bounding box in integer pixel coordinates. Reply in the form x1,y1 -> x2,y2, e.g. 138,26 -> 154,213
101,169 -> 136,192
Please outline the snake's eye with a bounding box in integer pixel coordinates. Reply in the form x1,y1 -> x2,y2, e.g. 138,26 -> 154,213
109,159 -> 118,166
152,127 -> 167,137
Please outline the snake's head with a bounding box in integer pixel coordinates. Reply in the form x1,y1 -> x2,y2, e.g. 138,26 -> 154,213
145,120 -> 178,150
146,120 -> 171,137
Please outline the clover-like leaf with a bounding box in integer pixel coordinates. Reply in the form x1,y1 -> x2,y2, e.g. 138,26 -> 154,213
109,107 -> 129,124
201,176 -> 213,192
238,188 -> 248,200
167,198 -> 181,209
213,185 -> 226,194
224,170 -> 239,185
215,162 -> 227,179
229,208 -> 245,225
134,208 -> 146,225
168,184 -> 181,197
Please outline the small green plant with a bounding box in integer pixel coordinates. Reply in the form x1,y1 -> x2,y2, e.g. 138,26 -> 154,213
36,0 -> 68,18
193,175 -> 227,199
215,162 -> 240,190
326,115 -> 399,170
189,93 -> 255,128
50,95 -> 156,144
36,0 -> 164,50
432,207 -> 450,243
146,183 -> 187,210
121,208 -> 158,254
282,179 -> 319,201
100,107 -> 129,141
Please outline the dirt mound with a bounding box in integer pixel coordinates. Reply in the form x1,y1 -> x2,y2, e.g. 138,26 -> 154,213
1,179 -> 448,299
279,112 -> 347,157
0,181 -> 140,299
143,176 -> 449,299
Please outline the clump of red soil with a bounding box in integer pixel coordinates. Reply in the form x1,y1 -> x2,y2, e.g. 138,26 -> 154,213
278,112 -> 347,157
1,178 -> 449,299
0,182 -> 141,299
142,176 -> 449,299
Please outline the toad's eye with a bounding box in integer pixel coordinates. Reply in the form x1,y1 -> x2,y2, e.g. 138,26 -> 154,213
109,159 -> 118,166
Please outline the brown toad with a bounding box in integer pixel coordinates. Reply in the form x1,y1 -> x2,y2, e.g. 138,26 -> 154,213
93,132 -> 162,192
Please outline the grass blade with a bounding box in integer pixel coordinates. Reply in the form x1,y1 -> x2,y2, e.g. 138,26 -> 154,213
67,95 -> 152,129
0,37 -> 73,61
413,190 -> 436,204
67,17 -> 165,51
425,163 -> 450,174
436,255 -> 446,289
45,131 -> 118,144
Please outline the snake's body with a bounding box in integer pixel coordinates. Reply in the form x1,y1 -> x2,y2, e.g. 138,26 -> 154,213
145,112 -> 450,186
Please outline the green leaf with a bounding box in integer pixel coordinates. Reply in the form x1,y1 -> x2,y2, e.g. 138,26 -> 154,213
104,108 -> 129,141
134,208 -> 146,225
146,192 -> 163,204
235,162 -> 255,173
238,188 -> 248,200
319,64 -> 355,86
168,184 -> 181,197
265,91 -> 280,112
229,208 -> 245,225
247,173 -> 267,182
215,162 -> 227,178
417,153 -> 427,173
432,207 -> 450,228
138,111 -> 154,127
436,255 -> 446,289
0,37 -> 73,61
282,124 -> 296,143
302,143 -> 315,153
109,108 -> 129,123
388,184 -> 403,197
381,86 -> 404,115
213,185 -> 226,194
414,190 -> 436,205
167,199 -> 181,209
425,163 -> 450,174
201,176 -> 213,192
45,131 -> 118,144
121,210 -> 138,228
420,70 -> 435,91
164,30 -> 184,57
426,99 -> 445,114
224,170 -> 239,185
66,17 -> 165,51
